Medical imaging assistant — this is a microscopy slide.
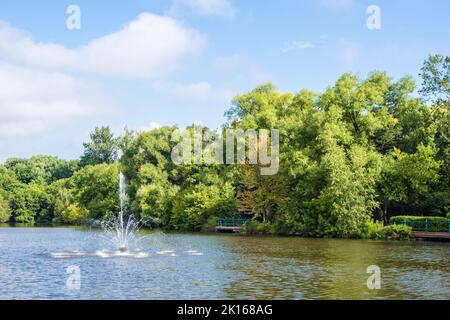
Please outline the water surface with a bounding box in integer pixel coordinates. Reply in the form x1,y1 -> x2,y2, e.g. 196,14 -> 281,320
0,226 -> 448,299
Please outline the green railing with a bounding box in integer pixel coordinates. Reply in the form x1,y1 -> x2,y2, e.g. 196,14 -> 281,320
394,219 -> 450,233
216,217 -> 249,227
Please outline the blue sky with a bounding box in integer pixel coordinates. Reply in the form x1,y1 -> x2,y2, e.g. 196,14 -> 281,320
0,0 -> 449,162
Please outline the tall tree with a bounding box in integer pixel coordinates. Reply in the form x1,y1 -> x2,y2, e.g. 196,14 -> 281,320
419,54 -> 450,105
80,126 -> 119,167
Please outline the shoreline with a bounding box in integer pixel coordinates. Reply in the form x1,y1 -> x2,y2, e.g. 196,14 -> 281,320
2,223 -> 449,243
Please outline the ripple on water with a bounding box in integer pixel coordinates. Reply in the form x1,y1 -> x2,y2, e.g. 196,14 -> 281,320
50,249 -> 204,259
50,250 -> 149,259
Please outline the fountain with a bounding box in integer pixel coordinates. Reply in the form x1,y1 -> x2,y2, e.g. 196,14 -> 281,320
101,172 -> 143,252
50,172 -> 202,259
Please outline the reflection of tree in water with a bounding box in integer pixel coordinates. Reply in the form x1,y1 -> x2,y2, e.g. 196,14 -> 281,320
221,237 -> 446,299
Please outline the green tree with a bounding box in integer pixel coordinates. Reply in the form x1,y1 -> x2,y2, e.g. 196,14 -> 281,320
9,183 -> 46,224
134,163 -> 179,227
420,54 -> 450,105
4,156 -> 78,185
0,193 -> 11,223
172,182 -> 236,231
70,163 -> 120,219
80,126 -> 119,167
380,143 -> 442,218
54,187 -> 89,224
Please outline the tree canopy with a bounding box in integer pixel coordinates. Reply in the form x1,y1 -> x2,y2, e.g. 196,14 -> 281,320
0,55 -> 448,238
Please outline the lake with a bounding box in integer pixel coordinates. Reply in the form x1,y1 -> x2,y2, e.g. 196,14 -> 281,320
0,226 -> 449,300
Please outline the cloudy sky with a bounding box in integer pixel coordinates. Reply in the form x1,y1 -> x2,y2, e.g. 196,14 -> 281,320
0,0 -> 449,162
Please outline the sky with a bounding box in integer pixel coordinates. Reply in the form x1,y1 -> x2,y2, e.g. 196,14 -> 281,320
0,0 -> 449,162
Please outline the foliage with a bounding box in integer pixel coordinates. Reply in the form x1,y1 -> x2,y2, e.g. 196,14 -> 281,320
171,182 -> 236,231
0,56 -> 448,240
242,220 -> 275,235
380,225 -> 413,240
201,215 -> 219,233
0,193 -> 11,223
390,216 -> 449,232
80,126 -> 119,167
362,220 -> 413,240
419,54 -> 450,104
53,188 -> 89,224
57,204 -> 89,225
9,183 -> 46,224
361,220 -> 385,240
69,163 -> 120,219
4,156 -> 78,185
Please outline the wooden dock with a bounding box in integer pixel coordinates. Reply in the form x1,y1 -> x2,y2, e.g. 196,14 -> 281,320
413,231 -> 450,240
215,225 -> 242,233
393,218 -> 450,241
216,218 -> 248,233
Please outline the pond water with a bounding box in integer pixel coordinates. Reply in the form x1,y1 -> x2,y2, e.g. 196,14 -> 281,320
0,226 -> 449,300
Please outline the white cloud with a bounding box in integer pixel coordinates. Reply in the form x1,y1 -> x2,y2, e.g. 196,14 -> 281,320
0,13 -> 206,78
170,0 -> 235,17
320,0 -> 356,12
0,63 -> 105,137
281,41 -> 315,53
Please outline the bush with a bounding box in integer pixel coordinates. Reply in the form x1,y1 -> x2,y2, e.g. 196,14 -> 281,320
381,225 -> 413,240
361,220 -> 413,240
242,220 -> 274,235
361,220 -> 385,240
201,216 -> 218,233
242,220 -> 258,235
56,204 -> 89,225
257,222 -> 273,234
447,212 -> 450,219
0,193 -> 11,223
70,164 -> 120,220
390,216 -> 448,232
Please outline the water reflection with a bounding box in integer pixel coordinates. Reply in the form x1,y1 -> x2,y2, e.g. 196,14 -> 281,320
0,226 -> 448,300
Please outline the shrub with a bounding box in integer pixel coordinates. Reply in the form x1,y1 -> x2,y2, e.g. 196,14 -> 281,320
257,222 -> 273,234
242,220 -> 259,235
361,220 -> 413,240
390,216 -> 448,232
242,220 -> 274,235
381,224 -> 413,240
361,220 -> 385,240
201,216 -> 218,233
0,193 -> 11,223
56,204 -> 89,225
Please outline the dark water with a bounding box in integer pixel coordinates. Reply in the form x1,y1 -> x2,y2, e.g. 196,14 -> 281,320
0,226 -> 449,300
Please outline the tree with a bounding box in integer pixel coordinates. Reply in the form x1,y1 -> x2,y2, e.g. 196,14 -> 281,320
0,193 -> 11,223
0,57 -> 447,235
54,188 -> 89,224
0,165 -> 20,192
70,163 -> 120,219
135,164 -> 179,227
419,54 -> 450,105
171,181 -> 236,231
9,183 -> 46,224
380,143 -> 442,218
4,156 -> 78,185
237,163 -> 288,223
80,126 -> 119,167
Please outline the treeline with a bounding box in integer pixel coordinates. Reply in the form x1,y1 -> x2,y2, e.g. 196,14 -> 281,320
0,55 -> 449,238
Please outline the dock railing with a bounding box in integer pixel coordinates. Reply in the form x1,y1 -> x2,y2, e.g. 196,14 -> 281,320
393,218 -> 450,233
216,217 -> 249,227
